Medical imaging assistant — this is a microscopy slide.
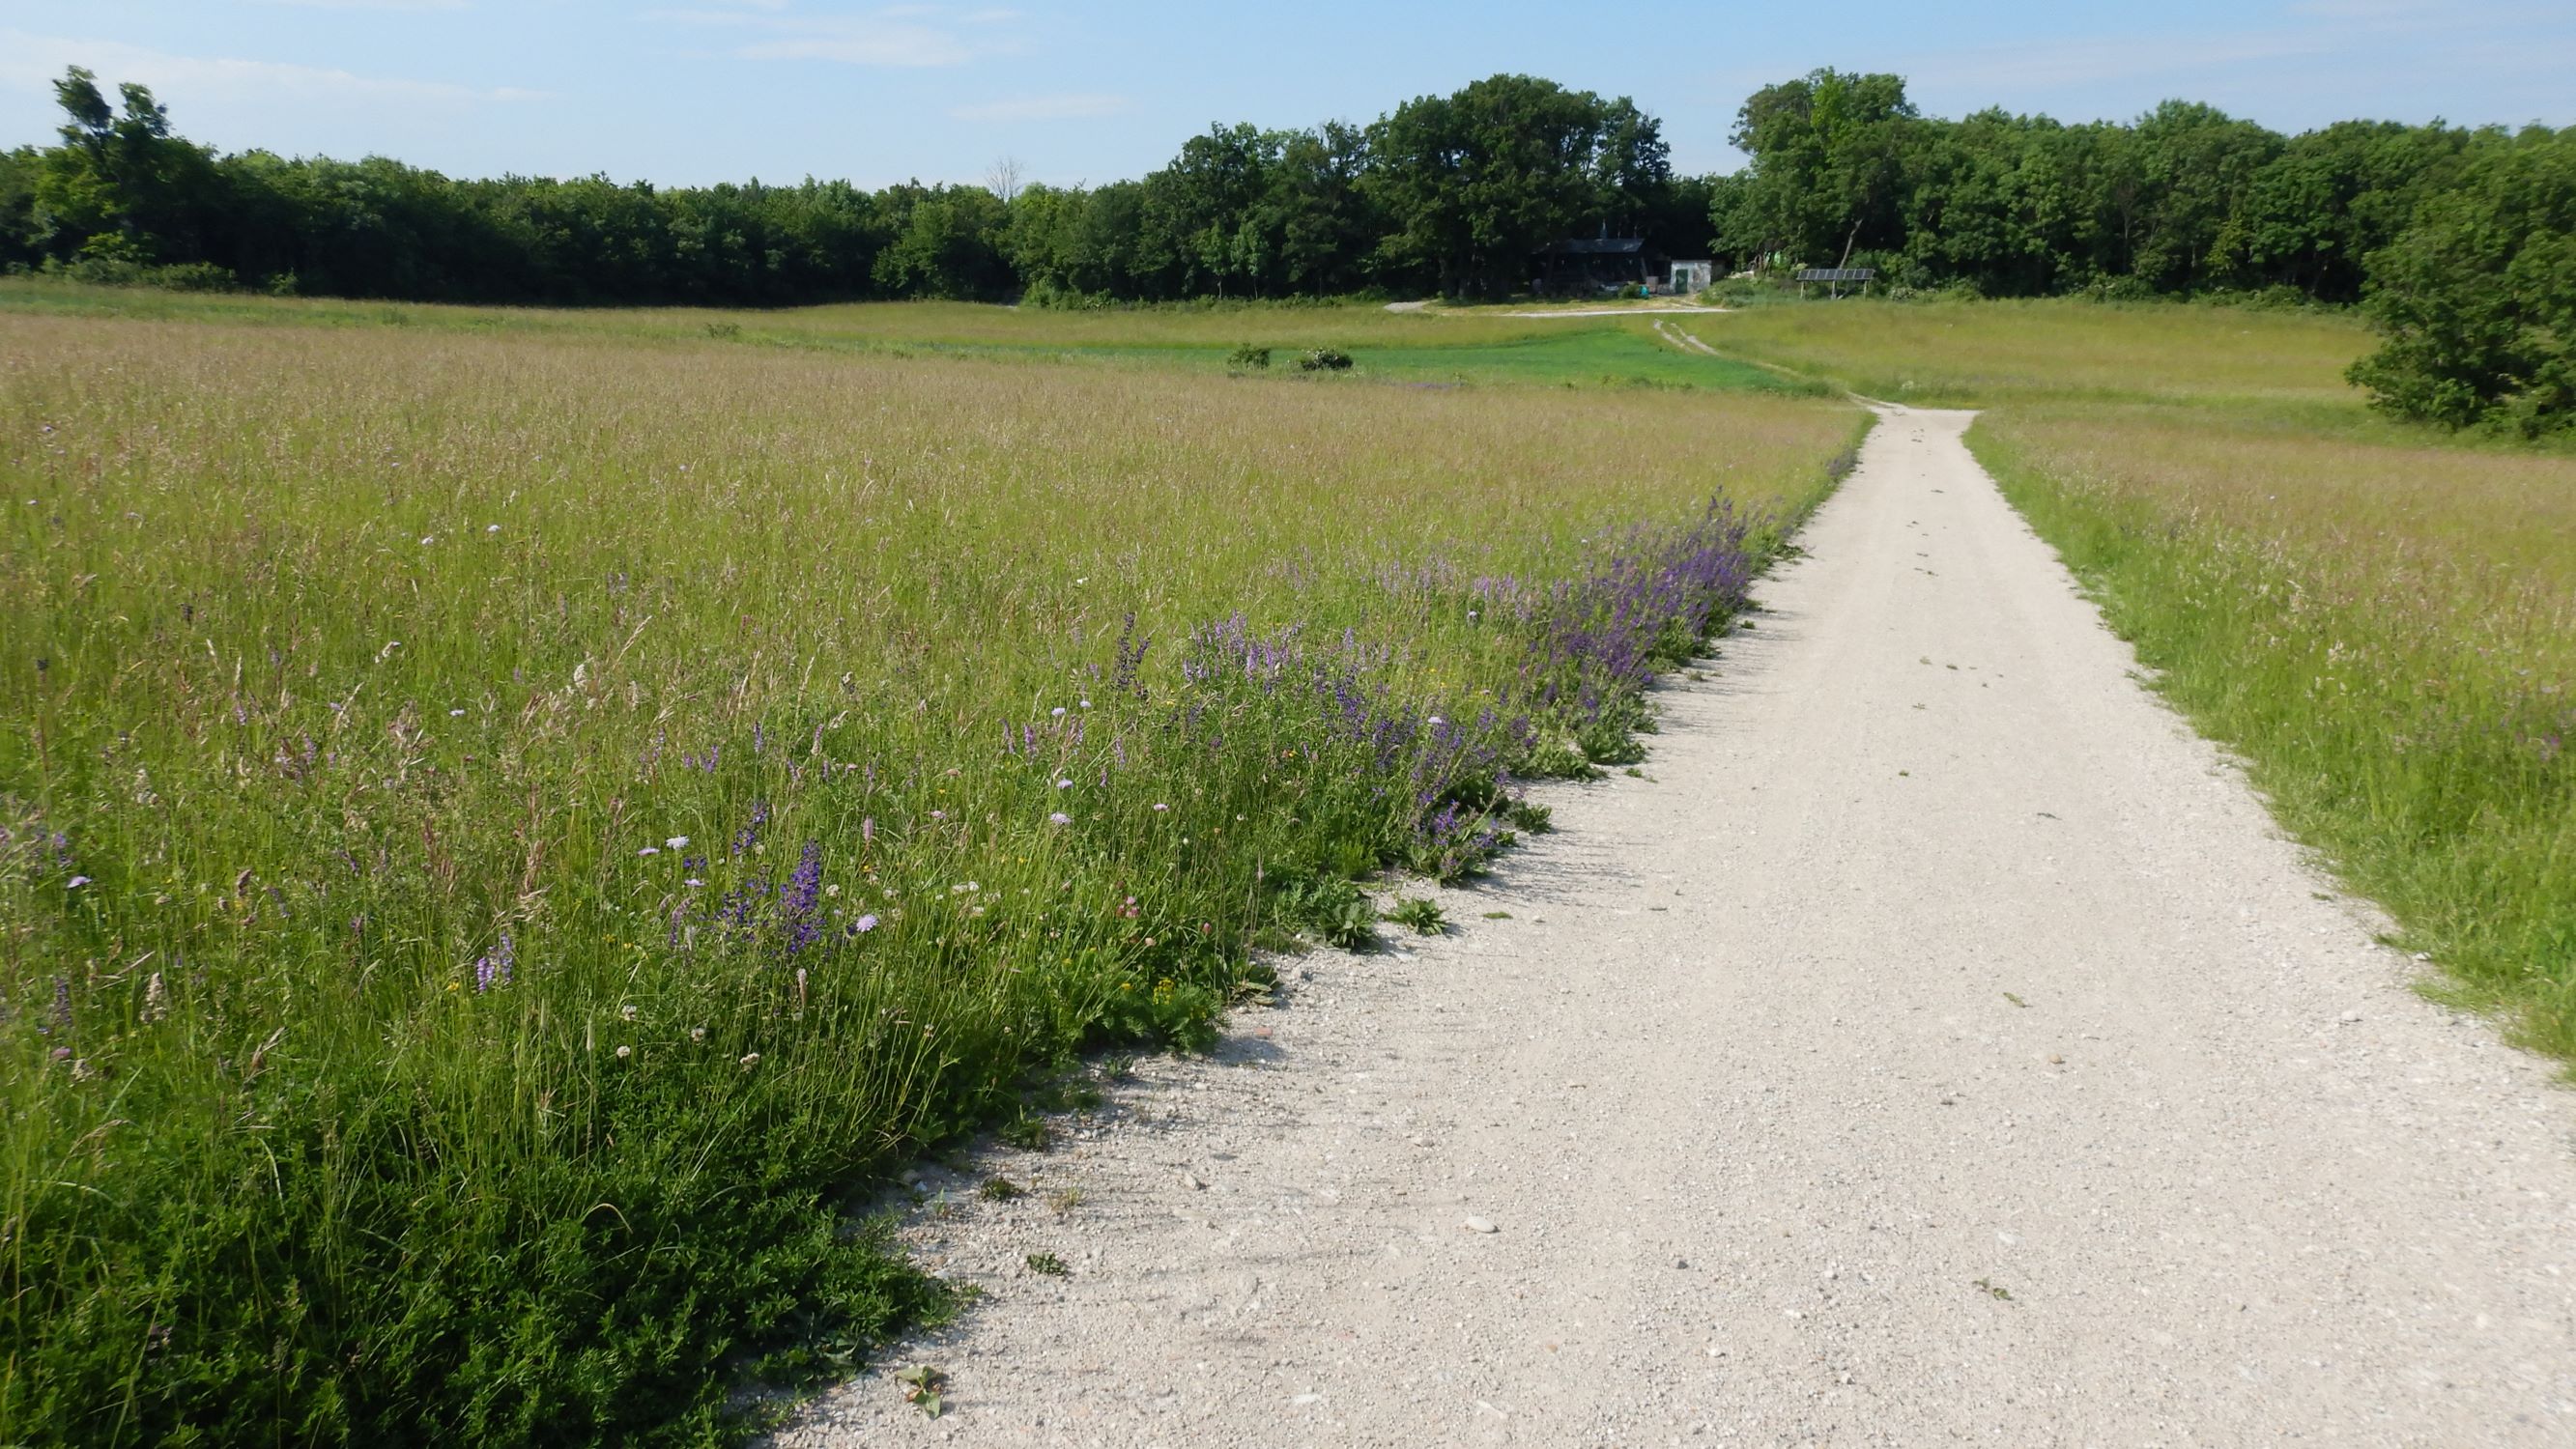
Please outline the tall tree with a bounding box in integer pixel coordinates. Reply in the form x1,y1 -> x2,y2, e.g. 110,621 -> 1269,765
2349,125 -> 2576,435
34,67 -> 220,265
1718,69 -> 1920,270
1364,73 -> 1667,298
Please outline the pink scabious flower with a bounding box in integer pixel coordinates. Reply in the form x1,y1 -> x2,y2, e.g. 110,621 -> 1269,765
1048,812 -> 1071,825
66,875 -> 91,889
854,914 -> 879,932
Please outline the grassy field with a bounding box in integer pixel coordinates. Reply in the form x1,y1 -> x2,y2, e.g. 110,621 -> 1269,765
1682,297 -> 2374,409
0,280 -> 1816,395
0,291 -> 1860,1444
1690,298 -> 2576,1062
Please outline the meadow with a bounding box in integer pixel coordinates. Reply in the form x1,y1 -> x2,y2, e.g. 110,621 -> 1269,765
0,281 -> 1811,395
0,287 -> 1859,1444
1686,298 -> 2576,1061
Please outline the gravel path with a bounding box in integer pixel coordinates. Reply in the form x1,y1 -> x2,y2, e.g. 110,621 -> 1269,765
777,407 -> 2576,1446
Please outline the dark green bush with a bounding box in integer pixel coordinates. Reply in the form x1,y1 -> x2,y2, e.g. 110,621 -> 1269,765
2348,126 -> 2576,438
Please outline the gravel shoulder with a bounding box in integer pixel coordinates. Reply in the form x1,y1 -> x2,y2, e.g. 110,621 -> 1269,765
776,406 -> 2576,1446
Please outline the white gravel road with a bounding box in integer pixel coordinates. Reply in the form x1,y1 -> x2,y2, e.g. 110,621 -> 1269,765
777,406 -> 2576,1446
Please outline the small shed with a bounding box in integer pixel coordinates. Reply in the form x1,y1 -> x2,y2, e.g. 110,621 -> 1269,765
1669,260 -> 1713,294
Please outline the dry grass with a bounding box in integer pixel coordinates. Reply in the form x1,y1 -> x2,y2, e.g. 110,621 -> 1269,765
1689,297 -> 2372,407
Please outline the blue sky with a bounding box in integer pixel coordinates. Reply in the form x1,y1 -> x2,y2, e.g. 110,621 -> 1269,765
2,1 -> 2569,188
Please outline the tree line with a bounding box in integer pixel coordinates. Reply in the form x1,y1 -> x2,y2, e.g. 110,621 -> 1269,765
4,65 -> 2567,433
0,69 -> 1688,307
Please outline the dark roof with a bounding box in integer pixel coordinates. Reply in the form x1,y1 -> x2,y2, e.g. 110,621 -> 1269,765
1540,237 -> 1646,256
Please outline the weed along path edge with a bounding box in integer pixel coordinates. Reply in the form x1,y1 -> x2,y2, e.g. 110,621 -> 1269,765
779,407 -> 2576,1446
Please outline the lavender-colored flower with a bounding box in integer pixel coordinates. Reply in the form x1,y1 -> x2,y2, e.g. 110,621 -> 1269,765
66,875 -> 90,889
474,931 -> 515,992
667,836 -> 690,850
777,839 -> 825,955
638,846 -> 659,856
854,913 -> 879,932
1152,803 -> 1169,812
1055,778 -> 1073,789
1049,812 -> 1072,826
1050,706 -> 1067,718
861,816 -> 874,844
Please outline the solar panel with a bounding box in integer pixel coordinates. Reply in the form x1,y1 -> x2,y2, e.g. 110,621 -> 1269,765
1794,269 -> 1877,282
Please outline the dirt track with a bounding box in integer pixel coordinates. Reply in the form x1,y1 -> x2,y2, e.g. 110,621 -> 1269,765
780,407 -> 2576,1446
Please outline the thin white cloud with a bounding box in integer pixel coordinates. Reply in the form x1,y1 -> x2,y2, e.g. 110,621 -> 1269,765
2287,0 -> 2471,18
0,30 -> 542,111
653,2 -> 1020,68
739,29 -> 972,65
948,92 -> 1130,123
1899,29 -> 2333,99
248,0 -> 471,11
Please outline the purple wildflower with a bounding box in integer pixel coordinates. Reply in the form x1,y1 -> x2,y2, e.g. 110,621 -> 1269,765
474,931 -> 516,992
854,913 -> 879,932
779,839 -> 825,955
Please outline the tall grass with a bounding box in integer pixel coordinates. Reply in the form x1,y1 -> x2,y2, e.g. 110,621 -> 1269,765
0,309 -> 1860,1443
0,281 -> 1812,394
1687,296 -> 2371,407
